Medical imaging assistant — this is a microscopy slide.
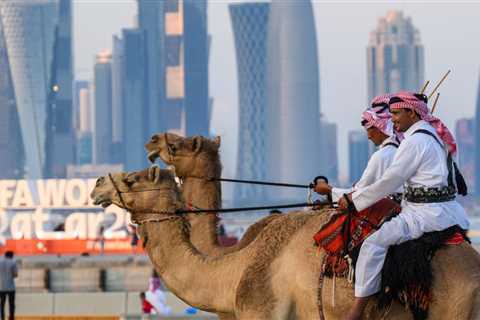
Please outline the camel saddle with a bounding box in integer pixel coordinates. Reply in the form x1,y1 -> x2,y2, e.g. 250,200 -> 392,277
313,198 -> 469,320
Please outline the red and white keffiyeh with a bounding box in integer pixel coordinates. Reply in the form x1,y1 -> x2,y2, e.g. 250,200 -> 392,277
371,94 -> 394,110
389,91 -> 457,154
361,109 -> 394,137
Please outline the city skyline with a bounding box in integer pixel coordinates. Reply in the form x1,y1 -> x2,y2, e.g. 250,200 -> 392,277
0,2 -> 474,199
74,2 -> 480,200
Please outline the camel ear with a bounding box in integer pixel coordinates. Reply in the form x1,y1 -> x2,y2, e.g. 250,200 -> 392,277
192,136 -> 203,154
213,136 -> 221,148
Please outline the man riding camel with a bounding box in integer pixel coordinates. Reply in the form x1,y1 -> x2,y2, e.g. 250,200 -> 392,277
337,91 -> 470,320
315,94 -> 402,202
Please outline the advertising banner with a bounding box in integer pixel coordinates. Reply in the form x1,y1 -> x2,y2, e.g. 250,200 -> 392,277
0,178 -> 142,255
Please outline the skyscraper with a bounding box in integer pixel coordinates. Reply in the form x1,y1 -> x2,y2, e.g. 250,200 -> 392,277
121,28 -> 150,171
475,73 -> 480,196
138,0 -> 210,137
348,130 -> 369,184
183,0 -> 209,136
93,51 -> 113,164
73,80 -> 89,131
77,86 -> 93,165
265,0 -> 323,201
110,35 -> 124,164
45,0 -> 75,178
111,35 -> 124,145
0,19 -> 23,178
137,0 -> 164,135
367,10 -> 424,102
321,117 -> 338,183
229,2 -> 269,205
455,118 -> 475,193
0,0 -> 60,178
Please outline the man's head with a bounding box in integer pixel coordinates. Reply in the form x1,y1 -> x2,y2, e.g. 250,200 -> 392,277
365,126 -> 389,146
361,107 -> 394,146
4,251 -> 13,259
388,93 -> 426,132
139,292 -> 146,300
390,107 -> 421,132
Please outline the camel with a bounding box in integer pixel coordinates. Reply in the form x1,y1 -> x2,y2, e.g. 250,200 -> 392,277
91,168 -> 480,319
145,133 -> 281,256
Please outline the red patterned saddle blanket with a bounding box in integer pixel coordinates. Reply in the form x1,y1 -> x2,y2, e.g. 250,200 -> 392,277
314,198 -> 400,254
313,198 -> 466,276
313,197 -> 468,320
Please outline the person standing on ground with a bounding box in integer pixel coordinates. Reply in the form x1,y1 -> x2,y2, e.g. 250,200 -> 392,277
0,251 -> 17,320
98,226 -> 105,256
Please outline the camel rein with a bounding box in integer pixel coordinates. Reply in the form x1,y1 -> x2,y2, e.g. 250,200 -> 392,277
107,174 -> 325,218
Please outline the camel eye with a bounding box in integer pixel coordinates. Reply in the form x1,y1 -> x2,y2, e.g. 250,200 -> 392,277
96,177 -> 104,187
151,135 -> 158,143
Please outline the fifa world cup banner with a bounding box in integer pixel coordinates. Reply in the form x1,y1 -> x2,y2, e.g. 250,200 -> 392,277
0,179 -> 142,255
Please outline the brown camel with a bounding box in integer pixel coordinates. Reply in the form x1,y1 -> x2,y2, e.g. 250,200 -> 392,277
91,168 -> 480,320
145,133 -> 281,256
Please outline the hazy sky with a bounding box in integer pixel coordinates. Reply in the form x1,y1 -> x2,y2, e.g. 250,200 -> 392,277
74,0 -> 480,196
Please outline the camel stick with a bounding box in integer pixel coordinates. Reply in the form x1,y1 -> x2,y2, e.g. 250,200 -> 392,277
428,70 -> 451,99
431,93 -> 440,114
419,80 -> 430,94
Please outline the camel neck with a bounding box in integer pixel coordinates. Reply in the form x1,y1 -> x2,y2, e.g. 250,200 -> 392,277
140,218 -> 242,312
182,177 -> 223,254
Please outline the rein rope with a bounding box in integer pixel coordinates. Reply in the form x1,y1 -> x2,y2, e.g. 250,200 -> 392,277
107,173 -> 324,217
161,135 -> 325,190
108,173 -> 182,224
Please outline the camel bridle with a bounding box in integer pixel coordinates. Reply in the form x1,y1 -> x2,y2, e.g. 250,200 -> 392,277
163,133 -> 176,163
107,173 -> 182,225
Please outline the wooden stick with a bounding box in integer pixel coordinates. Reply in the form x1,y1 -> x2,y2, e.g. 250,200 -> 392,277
428,70 -> 451,100
419,80 -> 430,94
431,93 -> 440,114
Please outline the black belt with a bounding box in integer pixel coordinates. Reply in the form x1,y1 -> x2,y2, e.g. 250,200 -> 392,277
388,193 -> 403,204
404,186 -> 456,203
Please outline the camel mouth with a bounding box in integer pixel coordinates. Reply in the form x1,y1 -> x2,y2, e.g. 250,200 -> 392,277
93,197 -> 112,208
148,150 -> 160,163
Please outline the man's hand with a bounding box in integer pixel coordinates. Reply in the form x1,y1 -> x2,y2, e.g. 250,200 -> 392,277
314,181 -> 332,195
338,193 -> 353,211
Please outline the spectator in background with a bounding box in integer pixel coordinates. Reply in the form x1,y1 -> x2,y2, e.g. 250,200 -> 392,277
98,226 -> 105,256
146,270 -> 171,316
139,291 -> 154,316
0,251 -> 17,320
129,225 -> 139,254
218,223 -> 226,237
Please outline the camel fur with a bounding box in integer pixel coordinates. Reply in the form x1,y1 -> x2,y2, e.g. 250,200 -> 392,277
91,168 -> 480,320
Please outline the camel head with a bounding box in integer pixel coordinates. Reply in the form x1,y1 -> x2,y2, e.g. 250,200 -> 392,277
90,168 -> 183,223
145,132 -> 222,179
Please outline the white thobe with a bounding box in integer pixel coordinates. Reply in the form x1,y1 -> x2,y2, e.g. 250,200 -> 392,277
146,289 -> 172,315
351,120 -> 470,297
331,136 -> 400,202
